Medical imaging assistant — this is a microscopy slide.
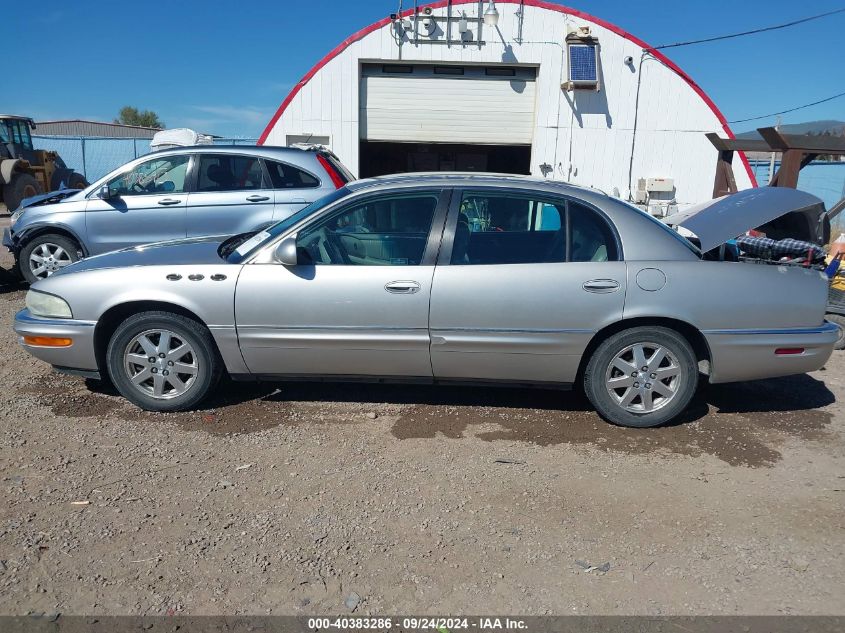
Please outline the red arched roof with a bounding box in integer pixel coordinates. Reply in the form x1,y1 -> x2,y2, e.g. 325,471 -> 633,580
258,0 -> 756,187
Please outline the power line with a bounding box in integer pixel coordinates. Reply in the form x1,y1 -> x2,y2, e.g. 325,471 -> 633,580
649,7 -> 845,50
729,91 -> 845,124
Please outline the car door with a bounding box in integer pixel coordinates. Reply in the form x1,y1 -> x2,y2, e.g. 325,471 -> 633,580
85,154 -> 190,254
235,189 -> 450,377
186,153 -> 275,237
429,188 -> 626,385
264,157 -> 321,222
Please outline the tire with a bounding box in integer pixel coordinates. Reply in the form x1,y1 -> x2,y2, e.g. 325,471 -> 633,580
583,326 -> 699,428
68,172 -> 87,189
106,311 -> 222,412
825,313 -> 845,350
19,233 -> 81,284
3,172 -> 42,211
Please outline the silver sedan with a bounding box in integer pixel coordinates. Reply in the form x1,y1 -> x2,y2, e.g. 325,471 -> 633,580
14,174 -> 838,427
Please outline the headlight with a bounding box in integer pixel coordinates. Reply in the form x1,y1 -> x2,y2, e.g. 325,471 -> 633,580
9,208 -> 24,226
26,290 -> 73,319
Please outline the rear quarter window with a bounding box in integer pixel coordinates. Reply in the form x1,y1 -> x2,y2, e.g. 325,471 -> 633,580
265,159 -> 320,189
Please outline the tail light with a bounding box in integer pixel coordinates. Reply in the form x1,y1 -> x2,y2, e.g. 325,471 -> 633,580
317,154 -> 347,189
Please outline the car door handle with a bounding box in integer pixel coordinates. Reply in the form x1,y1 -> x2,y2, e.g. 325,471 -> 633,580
385,280 -> 421,294
583,279 -> 620,293
245,195 -> 270,202
157,198 -> 181,206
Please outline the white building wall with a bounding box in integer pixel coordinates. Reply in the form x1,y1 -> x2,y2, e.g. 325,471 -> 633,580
262,1 -> 754,208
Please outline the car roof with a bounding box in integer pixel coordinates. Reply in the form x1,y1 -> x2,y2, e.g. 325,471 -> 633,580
346,172 -> 611,200
143,145 -> 325,159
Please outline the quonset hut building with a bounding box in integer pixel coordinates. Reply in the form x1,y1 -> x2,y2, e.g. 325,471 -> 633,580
259,0 -> 756,212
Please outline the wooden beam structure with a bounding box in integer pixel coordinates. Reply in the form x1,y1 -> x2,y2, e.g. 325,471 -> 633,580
707,127 -> 845,198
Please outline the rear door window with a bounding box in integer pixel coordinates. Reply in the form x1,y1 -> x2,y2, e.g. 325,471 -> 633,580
265,159 -> 320,189
197,154 -> 264,192
451,192 -> 617,264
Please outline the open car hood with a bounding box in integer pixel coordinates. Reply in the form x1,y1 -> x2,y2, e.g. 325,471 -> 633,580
665,187 -> 827,253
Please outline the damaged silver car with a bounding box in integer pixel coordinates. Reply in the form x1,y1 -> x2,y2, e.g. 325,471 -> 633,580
13,175 -> 838,427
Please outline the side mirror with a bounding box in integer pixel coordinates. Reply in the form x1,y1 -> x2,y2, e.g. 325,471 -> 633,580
273,235 -> 299,266
98,185 -> 115,200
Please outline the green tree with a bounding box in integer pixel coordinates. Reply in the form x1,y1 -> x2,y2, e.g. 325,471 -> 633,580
114,106 -> 164,129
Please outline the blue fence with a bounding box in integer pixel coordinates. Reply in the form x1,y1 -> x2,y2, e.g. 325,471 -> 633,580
32,135 -> 259,183
33,136 -> 845,219
749,160 -> 845,210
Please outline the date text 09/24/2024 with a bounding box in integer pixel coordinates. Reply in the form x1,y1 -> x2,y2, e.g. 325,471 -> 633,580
307,617 -> 527,630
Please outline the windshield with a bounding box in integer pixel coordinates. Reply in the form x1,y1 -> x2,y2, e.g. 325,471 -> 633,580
225,186 -> 351,263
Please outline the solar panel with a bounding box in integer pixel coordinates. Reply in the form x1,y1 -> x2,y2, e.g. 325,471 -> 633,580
569,44 -> 597,83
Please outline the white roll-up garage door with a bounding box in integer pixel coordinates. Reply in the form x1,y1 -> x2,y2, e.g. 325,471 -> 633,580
360,64 -> 537,145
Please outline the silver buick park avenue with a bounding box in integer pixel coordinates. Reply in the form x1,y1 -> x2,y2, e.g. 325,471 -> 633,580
14,174 -> 838,428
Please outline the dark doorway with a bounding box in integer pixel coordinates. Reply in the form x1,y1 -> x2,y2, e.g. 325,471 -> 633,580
359,141 -> 531,178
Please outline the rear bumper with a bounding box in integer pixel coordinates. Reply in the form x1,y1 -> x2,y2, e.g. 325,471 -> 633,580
704,322 -> 838,384
14,309 -> 99,372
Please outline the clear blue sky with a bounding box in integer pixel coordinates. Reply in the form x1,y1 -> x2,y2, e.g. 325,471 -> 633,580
6,1 -> 844,137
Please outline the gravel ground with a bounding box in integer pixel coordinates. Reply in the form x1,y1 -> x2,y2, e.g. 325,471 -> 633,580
0,213 -> 843,616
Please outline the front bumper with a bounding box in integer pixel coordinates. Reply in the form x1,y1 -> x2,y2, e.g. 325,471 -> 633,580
705,321 -> 839,384
3,227 -> 17,252
14,309 -> 99,374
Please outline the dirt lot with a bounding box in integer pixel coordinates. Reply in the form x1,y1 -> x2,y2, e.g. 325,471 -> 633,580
0,216 -> 843,616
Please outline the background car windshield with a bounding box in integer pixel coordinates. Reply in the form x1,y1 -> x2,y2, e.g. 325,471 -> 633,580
107,156 -> 189,196
225,186 -> 351,263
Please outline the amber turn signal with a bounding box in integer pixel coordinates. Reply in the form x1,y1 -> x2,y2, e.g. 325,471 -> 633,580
23,336 -> 73,347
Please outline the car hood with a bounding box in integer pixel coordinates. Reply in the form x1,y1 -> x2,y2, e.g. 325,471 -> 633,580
664,187 -> 827,252
18,188 -> 85,209
56,235 -> 229,275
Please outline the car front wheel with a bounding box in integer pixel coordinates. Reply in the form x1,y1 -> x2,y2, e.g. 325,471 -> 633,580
19,234 -> 81,283
106,311 -> 222,411
583,326 -> 698,428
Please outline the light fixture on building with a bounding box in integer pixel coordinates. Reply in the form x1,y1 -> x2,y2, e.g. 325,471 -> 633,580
458,11 -> 469,34
483,1 -> 500,27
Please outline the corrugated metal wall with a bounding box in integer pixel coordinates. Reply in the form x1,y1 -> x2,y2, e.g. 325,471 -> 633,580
34,121 -> 159,138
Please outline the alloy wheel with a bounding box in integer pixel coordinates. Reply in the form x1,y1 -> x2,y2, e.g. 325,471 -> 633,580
29,242 -> 74,279
604,342 -> 682,414
123,329 -> 199,400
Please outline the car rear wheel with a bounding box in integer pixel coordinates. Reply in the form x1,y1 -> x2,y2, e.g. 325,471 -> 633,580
583,326 -> 698,428
106,311 -> 221,412
19,234 -> 81,283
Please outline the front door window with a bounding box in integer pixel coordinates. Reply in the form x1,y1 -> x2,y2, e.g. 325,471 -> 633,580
296,193 -> 439,266
107,156 -> 190,197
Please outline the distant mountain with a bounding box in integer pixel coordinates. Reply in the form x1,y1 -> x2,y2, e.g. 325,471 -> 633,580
736,120 -> 845,139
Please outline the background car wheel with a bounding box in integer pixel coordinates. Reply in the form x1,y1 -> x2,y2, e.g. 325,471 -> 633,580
19,234 -> 80,284
825,313 -> 845,350
3,172 -> 42,211
68,172 -> 87,190
106,311 -> 221,412
583,326 -> 699,428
